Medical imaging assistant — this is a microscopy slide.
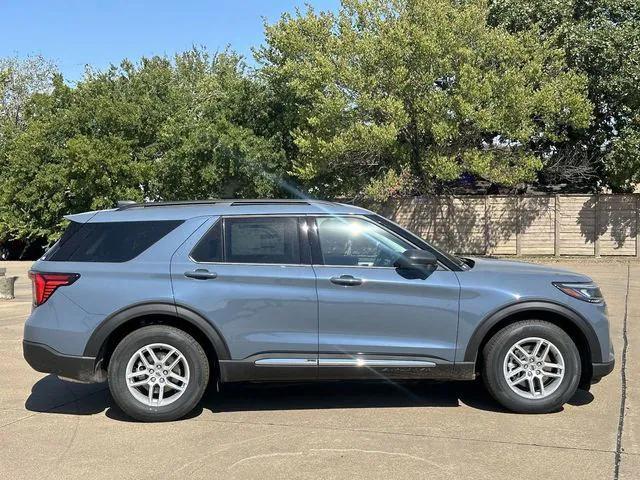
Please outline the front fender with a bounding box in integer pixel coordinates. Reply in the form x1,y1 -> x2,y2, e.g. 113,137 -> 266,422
462,300 -> 603,364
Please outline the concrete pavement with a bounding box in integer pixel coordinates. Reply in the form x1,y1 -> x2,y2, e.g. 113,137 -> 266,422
0,260 -> 637,479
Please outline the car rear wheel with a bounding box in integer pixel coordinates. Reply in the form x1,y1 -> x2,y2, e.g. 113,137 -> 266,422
482,320 -> 581,413
108,325 -> 209,422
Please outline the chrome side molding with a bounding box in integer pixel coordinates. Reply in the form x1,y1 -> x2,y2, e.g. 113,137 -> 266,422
319,358 -> 436,367
254,358 -> 317,366
254,357 -> 436,368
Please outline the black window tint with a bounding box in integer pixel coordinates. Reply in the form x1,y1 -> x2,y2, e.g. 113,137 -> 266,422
48,221 -> 182,262
43,221 -> 83,260
190,220 -> 223,262
224,217 -> 300,264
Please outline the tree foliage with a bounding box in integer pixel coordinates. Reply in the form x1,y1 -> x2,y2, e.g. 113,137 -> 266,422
1,54 -> 57,129
1,0 -> 639,251
257,0 -> 592,200
488,0 -> 640,191
0,50 -> 285,244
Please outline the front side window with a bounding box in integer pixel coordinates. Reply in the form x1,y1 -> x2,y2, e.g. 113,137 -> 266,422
224,217 -> 301,264
368,214 -> 467,270
315,217 -> 413,267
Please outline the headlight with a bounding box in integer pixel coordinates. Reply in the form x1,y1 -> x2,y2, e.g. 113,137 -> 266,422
553,282 -> 604,303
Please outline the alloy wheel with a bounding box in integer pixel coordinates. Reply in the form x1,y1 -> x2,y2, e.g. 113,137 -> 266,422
125,343 -> 190,407
503,337 -> 565,400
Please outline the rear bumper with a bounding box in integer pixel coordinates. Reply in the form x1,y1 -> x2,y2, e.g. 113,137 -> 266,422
23,340 -> 102,383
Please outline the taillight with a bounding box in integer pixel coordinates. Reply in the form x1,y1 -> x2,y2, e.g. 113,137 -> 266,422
28,271 -> 80,306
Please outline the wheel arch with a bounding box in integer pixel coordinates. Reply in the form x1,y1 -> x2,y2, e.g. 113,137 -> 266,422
464,301 -> 601,387
84,302 -> 230,377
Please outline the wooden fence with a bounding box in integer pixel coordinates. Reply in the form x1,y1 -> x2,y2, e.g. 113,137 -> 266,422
375,195 -> 640,256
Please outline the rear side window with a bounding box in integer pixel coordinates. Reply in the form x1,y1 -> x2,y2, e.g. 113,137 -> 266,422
225,217 -> 301,264
46,220 -> 183,262
43,221 -> 84,260
190,220 -> 223,262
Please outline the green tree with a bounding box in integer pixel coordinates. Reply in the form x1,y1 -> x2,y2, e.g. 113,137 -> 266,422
488,0 -> 640,191
0,55 -> 60,249
0,49 -> 285,247
0,54 -> 57,129
257,0 -> 593,200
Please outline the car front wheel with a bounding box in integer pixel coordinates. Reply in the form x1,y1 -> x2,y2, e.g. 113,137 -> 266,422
482,320 -> 581,413
108,325 -> 210,422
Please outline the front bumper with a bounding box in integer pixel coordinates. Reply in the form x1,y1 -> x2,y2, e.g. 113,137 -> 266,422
591,358 -> 615,383
23,340 -> 102,383
591,338 -> 616,381
592,360 -> 615,379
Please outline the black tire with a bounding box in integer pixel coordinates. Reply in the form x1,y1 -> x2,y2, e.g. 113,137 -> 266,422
108,325 -> 210,422
482,320 -> 581,413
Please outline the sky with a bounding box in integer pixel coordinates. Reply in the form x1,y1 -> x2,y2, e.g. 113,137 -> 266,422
0,0 -> 341,82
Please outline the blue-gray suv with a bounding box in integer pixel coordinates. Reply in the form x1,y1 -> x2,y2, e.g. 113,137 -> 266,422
23,199 -> 615,421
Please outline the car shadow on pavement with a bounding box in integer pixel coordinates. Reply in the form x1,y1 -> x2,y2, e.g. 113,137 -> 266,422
25,374 -> 594,422
204,380 -> 493,413
24,374 -> 109,416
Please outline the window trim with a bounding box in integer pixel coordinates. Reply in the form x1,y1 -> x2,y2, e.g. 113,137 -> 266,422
308,214 -> 449,271
189,215 -> 311,266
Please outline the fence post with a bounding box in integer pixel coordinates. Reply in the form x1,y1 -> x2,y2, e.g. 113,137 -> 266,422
515,196 -> 522,256
633,193 -> 640,257
554,194 -> 561,257
484,196 -> 490,255
594,194 -> 600,257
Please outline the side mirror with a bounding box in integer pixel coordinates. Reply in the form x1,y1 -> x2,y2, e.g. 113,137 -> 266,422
395,249 -> 438,269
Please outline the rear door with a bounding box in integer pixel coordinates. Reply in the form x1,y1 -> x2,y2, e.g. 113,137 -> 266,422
309,215 -> 460,378
170,215 -> 318,380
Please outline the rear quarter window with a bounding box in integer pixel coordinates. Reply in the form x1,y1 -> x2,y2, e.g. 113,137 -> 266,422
46,220 -> 183,262
190,220 -> 223,262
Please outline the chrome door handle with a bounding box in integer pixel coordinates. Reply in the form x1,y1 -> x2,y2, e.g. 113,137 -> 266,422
184,269 -> 218,280
330,275 -> 363,286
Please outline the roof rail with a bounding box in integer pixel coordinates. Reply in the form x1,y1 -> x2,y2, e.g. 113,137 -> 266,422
229,199 -> 311,206
116,200 -> 222,210
116,198 -> 328,211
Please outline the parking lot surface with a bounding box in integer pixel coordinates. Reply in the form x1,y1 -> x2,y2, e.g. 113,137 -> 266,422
0,260 -> 638,479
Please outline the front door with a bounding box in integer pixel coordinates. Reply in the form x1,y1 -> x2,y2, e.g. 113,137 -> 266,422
171,215 -> 318,380
309,216 -> 460,378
